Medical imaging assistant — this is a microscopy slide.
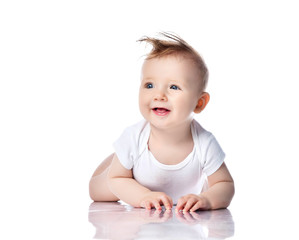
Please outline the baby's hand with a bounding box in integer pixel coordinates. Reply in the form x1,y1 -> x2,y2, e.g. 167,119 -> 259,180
139,192 -> 173,210
175,194 -> 211,212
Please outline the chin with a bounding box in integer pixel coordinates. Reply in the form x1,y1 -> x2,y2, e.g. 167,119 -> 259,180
149,120 -> 174,130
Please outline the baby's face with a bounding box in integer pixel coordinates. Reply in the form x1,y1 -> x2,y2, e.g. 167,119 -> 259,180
139,55 -> 202,130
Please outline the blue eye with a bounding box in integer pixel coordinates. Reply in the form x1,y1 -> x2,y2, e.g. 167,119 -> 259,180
145,83 -> 154,89
170,85 -> 180,90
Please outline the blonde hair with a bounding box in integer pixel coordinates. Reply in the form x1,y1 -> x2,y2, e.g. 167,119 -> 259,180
138,32 -> 209,92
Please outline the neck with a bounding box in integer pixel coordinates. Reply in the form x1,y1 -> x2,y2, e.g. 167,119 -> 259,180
149,120 -> 193,145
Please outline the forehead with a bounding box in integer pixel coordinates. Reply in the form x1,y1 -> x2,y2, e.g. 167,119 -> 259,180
141,55 -> 199,82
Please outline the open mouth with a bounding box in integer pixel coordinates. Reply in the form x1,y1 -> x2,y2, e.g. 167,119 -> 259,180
152,107 -> 170,116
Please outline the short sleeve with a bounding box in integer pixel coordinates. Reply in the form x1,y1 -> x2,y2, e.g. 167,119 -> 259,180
202,134 -> 225,176
113,127 -> 136,170
112,120 -> 148,170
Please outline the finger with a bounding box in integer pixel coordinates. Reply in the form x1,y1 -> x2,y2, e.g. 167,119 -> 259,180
152,200 -> 162,210
140,200 -> 146,208
169,196 -> 174,209
190,200 -> 204,212
190,197 -> 210,212
175,198 -> 187,212
183,198 -> 197,212
145,201 -> 152,210
165,195 -> 173,207
160,196 -> 172,210
175,200 -> 186,212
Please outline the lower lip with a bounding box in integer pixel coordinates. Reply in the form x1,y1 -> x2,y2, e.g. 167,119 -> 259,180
152,109 -> 170,116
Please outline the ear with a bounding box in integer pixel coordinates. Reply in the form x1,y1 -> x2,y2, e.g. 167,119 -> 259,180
194,92 -> 210,114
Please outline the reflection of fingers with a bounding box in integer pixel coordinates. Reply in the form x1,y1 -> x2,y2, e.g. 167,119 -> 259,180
152,209 -> 162,218
150,209 -> 171,223
175,211 -> 184,218
175,211 -> 188,224
176,211 -> 202,225
144,209 -> 152,218
161,210 -> 173,221
189,211 -> 201,220
182,211 -> 196,223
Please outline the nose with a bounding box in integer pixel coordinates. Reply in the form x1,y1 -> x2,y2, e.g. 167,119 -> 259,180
154,90 -> 167,101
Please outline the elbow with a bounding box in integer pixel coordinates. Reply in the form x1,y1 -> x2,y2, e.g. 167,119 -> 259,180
210,200 -> 231,210
211,181 -> 235,210
88,177 -> 112,202
89,193 -> 97,202
89,179 -> 98,201
221,181 -> 235,209
224,181 -> 235,209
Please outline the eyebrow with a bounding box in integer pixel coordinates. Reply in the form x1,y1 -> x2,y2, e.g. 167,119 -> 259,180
167,78 -> 188,88
141,77 -> 153,81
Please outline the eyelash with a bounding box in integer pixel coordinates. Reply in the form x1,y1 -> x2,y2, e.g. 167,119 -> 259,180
144,83 -> 181,90
170,85 -> 180,90
145,83 -> 154,89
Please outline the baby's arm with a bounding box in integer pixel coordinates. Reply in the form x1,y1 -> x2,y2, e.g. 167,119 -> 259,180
108,154 -> 173,210
176,162 -> 234,212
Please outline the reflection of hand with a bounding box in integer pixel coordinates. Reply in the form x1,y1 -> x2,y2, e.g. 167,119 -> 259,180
176,194 -> 211,212
142,209 -> 173,223
195,209 -> 235,238
176,209 -> 235,238
139,191 -> 173,210
89,202 -> 234,239
89,202 -> 173,240
175,211 -> 202,225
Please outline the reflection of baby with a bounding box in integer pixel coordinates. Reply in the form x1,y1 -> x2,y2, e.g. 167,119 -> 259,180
88,202 -> 170,239
177,209 -> 235,239
89,32 -> 234,212
88,202 -> 234,239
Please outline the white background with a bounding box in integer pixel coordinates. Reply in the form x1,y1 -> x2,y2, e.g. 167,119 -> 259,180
1,0 -> 299,239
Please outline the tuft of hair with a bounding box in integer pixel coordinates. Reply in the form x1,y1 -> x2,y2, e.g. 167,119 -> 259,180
138,32 -> 209,92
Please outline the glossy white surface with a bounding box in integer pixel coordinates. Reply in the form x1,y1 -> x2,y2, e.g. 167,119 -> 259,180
1,1 -> 299,240
89,202 -> 234,240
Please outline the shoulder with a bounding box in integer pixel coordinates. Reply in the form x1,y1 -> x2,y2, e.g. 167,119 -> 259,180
191,119 -> 214,145
119,119 -> 149,145
113,120 -> 150,169
192,119 -> 223,150
192,119 -> 225,175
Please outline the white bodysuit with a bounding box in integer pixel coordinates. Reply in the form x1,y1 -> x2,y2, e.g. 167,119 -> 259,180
113,119 -> 225,204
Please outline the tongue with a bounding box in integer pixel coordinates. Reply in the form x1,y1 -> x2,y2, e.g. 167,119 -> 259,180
156,108 -> 168,112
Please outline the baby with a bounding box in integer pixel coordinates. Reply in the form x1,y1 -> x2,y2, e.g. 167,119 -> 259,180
89,32 -> 234,212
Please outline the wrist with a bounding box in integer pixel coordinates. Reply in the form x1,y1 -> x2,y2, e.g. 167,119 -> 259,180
198,193 -> 212,210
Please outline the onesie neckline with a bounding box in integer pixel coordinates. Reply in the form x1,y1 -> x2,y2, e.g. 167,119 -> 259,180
144,121 -> 198,170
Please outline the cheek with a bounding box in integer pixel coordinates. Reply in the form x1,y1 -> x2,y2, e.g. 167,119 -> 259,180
139,92 -> 149,110
139,89 -> 152,101
138,96 -> 144,112
174,97 -> 195,113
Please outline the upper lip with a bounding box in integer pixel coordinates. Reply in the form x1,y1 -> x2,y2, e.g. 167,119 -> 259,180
151,107 -> 171,111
